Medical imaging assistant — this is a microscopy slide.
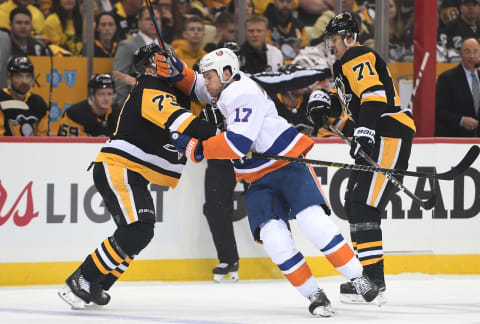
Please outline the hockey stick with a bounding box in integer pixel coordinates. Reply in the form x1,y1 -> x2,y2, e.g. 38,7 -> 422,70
328,125 -> 438,209
247,145 -> 478,181
407,51 -> 430,111
145,0 -> 167,50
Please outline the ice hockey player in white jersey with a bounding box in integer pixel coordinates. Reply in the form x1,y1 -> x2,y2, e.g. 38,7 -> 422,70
156,48 -> 380,316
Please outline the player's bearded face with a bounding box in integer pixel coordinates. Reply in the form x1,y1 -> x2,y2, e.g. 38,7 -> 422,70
203,70 -> 224,97
326,34 -> 347,60
11,72 -> 33,95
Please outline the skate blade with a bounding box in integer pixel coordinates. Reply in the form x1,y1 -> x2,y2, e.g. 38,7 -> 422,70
311,304 -> 335,317
213,271 -> 239,283
58,285 -> 87,310
340,291 -> 386,306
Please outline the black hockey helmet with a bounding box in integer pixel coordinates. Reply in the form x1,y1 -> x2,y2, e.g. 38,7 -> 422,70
7,55 -> 34,74
324,12 -> 359,39
88,73 -> 115,94
134,43 -> 163,72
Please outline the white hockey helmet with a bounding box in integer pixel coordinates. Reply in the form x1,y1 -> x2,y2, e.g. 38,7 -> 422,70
198,48 -> 239,84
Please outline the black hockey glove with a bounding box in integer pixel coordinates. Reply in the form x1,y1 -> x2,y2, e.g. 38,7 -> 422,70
199,104 -> 225,131
350,127 -> 375,159
307,89 -> 332,127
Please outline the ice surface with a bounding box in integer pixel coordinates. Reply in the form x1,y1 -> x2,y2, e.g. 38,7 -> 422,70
0,274 -> 479,324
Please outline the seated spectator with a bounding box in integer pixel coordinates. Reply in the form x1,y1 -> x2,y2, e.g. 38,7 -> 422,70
172,15 -> 206,115
436,38 -> 480,137
264,0 -> 307,61
112,0 -> 143,40
227,0 -> 254,17
113,4 -> 165,106
203,12 -> 237,52
172,15 -> 206,69
0,55 -> 49,136
239,14 -> 283,73
94,12 -> 118,58
43,0 -> 83,56
0,0 -> 45,36
10,7 -> 50,56
158,0 -> 175,43
57,74 -> 120,137
388,0 -> 414,62
297,0 -> 334,27
439,0 -> 480,54
439,0 -> 461,30
0,30 -> 12,89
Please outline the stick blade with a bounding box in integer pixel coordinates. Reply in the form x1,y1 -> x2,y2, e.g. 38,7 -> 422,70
438,145 -> 480,180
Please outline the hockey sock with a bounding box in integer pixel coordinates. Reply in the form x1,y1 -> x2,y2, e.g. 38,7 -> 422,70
296,205 -> 363,280
260,219 -> 318,298
349,203 -> 384,275
80,236 -> 131,283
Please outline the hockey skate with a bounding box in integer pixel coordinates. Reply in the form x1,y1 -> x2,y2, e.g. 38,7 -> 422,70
88,283 -> 111,307
58,268 -> 92,310
213,262 -> 239,282
308,288 -> 335,317
340,276 -> 385,305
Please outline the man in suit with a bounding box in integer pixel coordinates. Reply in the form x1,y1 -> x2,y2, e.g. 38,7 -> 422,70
113,4 -> 163,106
436,37 -> 480,137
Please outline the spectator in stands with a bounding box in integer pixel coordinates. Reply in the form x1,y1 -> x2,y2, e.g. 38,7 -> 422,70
0,55 -> 49,136
436,38 -> 480,137
112,0 -> 143,40
204,12 -> 237,52
57,74 -> 120,137
388,0 -> 414,62
10,7 -> 50,56
227,0 -> 254,17
172,15 -> 206,116
113,4 -> 164,106
94,12 -> 118,58
0,0 -> 45,36
440,0 -> 480,53
43,0 -> 83,56
172,15 -> 206,70
158,0 -> 175,43
297,0 -> 334,27
0,30 -> 12,89
439,0 -> 461,30
264,0 -> 307,61
239,14 -> 283,74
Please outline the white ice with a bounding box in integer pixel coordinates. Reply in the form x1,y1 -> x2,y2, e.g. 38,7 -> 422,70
0,274 -> 479,324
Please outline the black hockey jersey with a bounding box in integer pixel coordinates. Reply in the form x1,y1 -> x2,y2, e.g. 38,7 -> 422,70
57,100 -> 120,137
95,75 -> 216,188
332,46 -> 415,138
0,88 -> 49,136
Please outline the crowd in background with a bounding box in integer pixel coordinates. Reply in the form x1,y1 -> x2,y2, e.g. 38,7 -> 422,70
0,0 -> 476,64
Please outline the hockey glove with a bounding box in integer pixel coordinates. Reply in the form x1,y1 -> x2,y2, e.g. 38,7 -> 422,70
199,104 -> 225,131
170,132 -> 204,163
350,127 -> 375,159
307,89 -> 332,127
155,49 -> 186,83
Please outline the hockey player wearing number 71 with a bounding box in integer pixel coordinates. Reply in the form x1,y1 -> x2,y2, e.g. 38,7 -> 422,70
306,12 -> 416,304
155,47 -> 380,316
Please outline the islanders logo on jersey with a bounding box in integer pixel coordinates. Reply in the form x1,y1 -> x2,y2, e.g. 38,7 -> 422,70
216,50 -> 224,56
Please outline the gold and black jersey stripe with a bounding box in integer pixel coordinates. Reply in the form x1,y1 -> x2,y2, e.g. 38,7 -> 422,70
57,100 -> 120,137
95,75 -> 216,188
332,46 -> 415,139
0,88 -> 49,136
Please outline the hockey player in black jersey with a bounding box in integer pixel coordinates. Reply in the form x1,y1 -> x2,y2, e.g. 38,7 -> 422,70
57,73 -> 120,137
307,12 -> 416,304
58,44 -> 218,310
0,55 -> 49,136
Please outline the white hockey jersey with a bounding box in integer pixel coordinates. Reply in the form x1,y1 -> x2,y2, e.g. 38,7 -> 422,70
191,72 -> 314,183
